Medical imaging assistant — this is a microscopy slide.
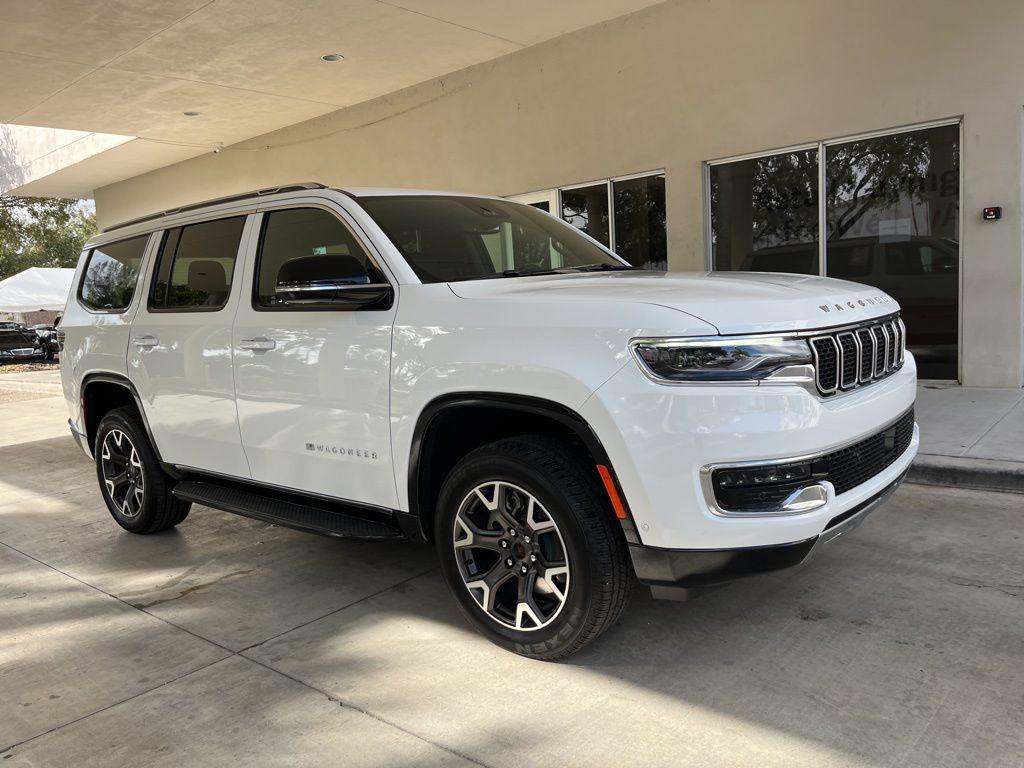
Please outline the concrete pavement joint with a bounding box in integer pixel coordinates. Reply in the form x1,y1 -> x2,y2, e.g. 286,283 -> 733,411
242,653 -> 495,768
238,565 -> 439,653
0,655 -> 232,755
959,393 -> 1024,456
0,540 -> 459,761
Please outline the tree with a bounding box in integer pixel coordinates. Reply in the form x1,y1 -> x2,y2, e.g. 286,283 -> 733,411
0,196 -> 97,281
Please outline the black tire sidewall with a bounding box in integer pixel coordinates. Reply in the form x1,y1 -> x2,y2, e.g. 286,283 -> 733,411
435,451 -> 601,657
94,409 -> 165,533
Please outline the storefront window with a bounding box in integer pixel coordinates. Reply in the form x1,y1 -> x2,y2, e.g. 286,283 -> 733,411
709,150 -> 818,274
613,174 -> 667,269
560,183 -> 610,246
825,124 -> 959,379
708,122 -> 960,379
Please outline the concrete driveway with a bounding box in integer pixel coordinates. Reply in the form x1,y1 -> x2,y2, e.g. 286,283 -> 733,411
1,390 -> 1021,768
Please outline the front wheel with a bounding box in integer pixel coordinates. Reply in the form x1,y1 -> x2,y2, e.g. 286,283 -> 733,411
435,436 -> 633,660
94,407 -> 190,534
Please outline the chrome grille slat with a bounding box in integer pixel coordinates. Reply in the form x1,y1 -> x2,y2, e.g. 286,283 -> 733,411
813,314 -> 903,396
856,328 -> 874,383
837,332 -> 858,389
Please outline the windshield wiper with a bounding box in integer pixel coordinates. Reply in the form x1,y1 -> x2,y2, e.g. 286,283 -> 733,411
563,263 -> 634,272
497,263 -> 634,278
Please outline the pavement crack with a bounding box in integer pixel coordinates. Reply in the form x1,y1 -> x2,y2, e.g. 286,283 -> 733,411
947,576 -> 1023,598
128,568 -> 255,609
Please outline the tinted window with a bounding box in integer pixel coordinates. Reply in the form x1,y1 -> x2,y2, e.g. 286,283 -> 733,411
79,235 -> 149,311
256,208 -> 385,307
710,149 -> 819,274
560,184 -> 610,246
150,217 -> 245,310
825,242 -> 873,278
612,174 -> 667,269
360,196 -> 622,283
825,123 -> 960,379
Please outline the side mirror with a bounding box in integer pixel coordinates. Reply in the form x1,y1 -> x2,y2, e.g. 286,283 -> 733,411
273,279 -> 393,310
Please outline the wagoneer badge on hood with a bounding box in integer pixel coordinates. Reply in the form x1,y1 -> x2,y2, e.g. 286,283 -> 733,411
819,294 -> 895,313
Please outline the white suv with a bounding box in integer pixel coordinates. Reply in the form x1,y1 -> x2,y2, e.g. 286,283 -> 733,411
61,183 -> 918,659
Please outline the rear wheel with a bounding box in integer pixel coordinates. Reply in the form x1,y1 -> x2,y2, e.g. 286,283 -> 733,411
435,436 -> 633,660
94,407 -> 190,534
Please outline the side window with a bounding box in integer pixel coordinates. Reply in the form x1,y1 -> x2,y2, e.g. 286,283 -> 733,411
255,208 -> 386,308
79,234 -> 149,312
150,216 -> 246,311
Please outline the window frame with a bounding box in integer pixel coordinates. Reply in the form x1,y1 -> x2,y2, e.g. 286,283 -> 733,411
702,116 -> 964,382
250,204 -> 393,313
147,214 -> 248,314
509,169 -> 666,266
76,233 -> 153,315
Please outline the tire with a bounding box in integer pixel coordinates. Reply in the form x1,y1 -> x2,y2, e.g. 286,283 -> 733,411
435,436 -> 634,660
94,406 -> 190,534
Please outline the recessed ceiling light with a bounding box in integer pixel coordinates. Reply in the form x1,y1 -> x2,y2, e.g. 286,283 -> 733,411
321,53 -> 345,62
183,111 -> 201,117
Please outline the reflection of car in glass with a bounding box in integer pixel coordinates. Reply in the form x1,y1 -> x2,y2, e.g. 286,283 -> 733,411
62,184 -> 918,660
742,236 -> 958,377
0,322 -> 46,363
28,324 -> 59,360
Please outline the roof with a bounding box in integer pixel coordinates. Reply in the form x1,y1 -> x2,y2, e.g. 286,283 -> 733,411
0,267 -> 75,313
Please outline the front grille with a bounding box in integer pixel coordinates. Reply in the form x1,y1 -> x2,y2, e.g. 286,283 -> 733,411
710,407 -> 915,512
811,314 -> 904,395
821,407 -> 915,494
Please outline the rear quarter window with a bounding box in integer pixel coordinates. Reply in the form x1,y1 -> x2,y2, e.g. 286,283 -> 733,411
79,235 -> 149,312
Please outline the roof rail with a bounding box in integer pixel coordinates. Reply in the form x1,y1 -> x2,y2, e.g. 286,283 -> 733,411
101,182 -> 329,233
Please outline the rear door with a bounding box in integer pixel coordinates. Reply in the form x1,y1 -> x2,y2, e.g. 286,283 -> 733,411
128,214 -> 254,478
61,233 -> 153,433
231,201 -> 398,508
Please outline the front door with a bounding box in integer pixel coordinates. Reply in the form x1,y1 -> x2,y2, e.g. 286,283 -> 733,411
231,202 -> 398,508
128,213 -> 254,478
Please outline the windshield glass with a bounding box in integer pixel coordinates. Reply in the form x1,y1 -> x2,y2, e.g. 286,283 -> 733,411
359,195 -> 628,283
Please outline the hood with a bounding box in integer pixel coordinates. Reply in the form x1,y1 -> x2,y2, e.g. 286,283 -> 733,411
448,271 -> 899,334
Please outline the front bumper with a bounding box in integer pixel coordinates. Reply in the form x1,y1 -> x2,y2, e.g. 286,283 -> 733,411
631,468 -> 908,597
580,352 -> 918,551
0,348 -> 45,362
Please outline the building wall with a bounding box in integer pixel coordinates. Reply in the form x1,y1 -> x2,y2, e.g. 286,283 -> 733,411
94,0 -> 1024,387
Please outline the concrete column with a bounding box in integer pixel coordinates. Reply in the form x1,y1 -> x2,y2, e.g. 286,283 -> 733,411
960,104 -> 1024,387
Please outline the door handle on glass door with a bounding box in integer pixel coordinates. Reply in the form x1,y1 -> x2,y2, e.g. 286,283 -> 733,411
133,335 -> 159,348
238,337 -> 277,351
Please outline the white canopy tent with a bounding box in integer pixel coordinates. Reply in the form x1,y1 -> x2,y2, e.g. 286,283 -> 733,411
0,267 -> 75,314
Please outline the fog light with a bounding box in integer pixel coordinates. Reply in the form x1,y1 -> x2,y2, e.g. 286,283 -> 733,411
714,461 -> 812,488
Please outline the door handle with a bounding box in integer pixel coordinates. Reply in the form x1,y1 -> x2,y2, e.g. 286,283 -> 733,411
133,335 -> 159,348
238,337 -> 277,351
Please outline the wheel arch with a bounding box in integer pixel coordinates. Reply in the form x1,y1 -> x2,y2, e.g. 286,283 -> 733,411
80,372 -> 173,472
407,392 -> 637,543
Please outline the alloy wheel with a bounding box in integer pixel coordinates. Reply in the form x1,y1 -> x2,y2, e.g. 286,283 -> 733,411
452,480 -> 570,631
100,429 -> 145,518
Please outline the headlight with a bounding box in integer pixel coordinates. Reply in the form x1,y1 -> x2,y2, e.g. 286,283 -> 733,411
632,336 -> 812,382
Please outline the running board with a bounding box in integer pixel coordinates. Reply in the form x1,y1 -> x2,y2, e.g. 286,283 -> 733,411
172,479 -> 404,540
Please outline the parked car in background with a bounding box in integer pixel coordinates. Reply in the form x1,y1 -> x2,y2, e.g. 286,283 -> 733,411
28,324 -> 59,360
0,321 -> 46,363
61,183 -> 918,660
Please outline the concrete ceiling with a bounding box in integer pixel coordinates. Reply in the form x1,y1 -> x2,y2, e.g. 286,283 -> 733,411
1,0 -> 665,196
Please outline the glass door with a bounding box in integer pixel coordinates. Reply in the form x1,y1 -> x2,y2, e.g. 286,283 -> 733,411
707,120 -> 961,380
825,124 -> 959,380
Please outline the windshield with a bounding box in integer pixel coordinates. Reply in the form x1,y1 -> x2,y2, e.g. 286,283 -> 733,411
359,195 -> 628,283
